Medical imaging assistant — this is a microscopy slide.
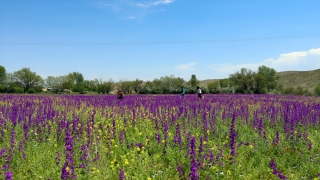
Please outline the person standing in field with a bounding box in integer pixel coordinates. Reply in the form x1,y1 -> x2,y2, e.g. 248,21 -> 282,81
117,90 -> 123,100
180,87 -> 186,98
197,86 -> 202,100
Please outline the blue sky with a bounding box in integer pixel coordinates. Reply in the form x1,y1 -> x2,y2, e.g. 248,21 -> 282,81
0,0 -> 319,81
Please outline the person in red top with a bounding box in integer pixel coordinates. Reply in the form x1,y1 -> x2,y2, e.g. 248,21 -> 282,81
117,90 -> 123,100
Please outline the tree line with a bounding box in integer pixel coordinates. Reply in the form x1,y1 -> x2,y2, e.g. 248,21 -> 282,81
0,65 -> 319,96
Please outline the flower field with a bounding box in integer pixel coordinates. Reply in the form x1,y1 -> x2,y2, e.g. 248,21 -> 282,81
0,94 -> 320,180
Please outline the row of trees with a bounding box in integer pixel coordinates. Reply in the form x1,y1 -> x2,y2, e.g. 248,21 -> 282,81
0,65 -> 319,95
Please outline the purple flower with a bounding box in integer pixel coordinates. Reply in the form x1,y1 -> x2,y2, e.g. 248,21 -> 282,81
2,165 -> 10,171
5,171 -> 13,180
270,159 -> 287,180
173,123 -> 182,147
119,169 -> 125,180
0,148 -> 6,157
188,137 -> 199,180
229,113 -> 237,157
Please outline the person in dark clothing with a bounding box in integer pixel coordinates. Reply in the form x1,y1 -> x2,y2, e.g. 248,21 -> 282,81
197,86 -> 202,100
180,87 -> 186,98
117,90 -> 123,100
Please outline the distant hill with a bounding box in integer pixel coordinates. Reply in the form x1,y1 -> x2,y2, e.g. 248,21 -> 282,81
277,69 -> 320,92
199,69 -> 320,92
198,79 -> 219,87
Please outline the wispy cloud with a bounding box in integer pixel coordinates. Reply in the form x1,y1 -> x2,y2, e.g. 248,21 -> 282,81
97,0 -> 174,20
127,16 -> 136,19
209,48 -> 320,77
176,62 -> 197,71
136,0 -> 174,8
101,3 -> 120,11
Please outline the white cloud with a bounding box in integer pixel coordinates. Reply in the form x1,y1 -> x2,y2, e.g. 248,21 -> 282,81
136,0 -> 174,8
209,47 -> 320,77
262,48 -> 320,70
176,62 -> 197,71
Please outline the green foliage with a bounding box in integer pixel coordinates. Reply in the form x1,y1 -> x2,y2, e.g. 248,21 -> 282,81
257,65 -> 277,91
207,81 -> 220,94
314,83 -> 320,96
0,85 -> 6,93
188,74 -> 199,87
13,86 -> 24,93
282,87 -> 295,94
0,65 -> 6,85
294,86 -> 304,95
229,66 -> 278,94
229,68 -> 255,94
71,72 -> 84,85
97,78 -> 114,94
132,79 -> 143,94
219,78 -> 229,88
27,88 -> 36,93
13,68 -> 44,92
253,73 -> 267,94
138,75 -> 185,94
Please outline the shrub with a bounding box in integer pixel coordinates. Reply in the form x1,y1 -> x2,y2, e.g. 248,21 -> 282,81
27,88 -> 36,94
314,83 -> 320,96
13,86 -> 24,93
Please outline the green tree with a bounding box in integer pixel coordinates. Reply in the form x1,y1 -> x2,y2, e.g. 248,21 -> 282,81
83,80 -> 98,92
229,68 -> 255,94
45,76 -> 59,88
189,74 -> 199,87
219,78 -> 229,88
58,74 -> 74,90
4,73 -> 19,93
13,68 -> 44,93
0,65 -> 6,85
314,83 -> 320,96
253,73 -> 267,94
282,87 -> 295,94
207,81 -> 220,94
294,86 -> 304,95
96,78 -> 115,94
70,72 -> 84,92
71,72 -> 84,84
257,65 -> 278,91
132,79 -> 143,94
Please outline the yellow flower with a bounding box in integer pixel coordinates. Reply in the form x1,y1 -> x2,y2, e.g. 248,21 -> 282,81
227,170 -> 231,175
162,140 -> 165,143
249,145 -> 253,149
147,178 -> 152,180
66,166 -> 70,172
137,147 -> 141,151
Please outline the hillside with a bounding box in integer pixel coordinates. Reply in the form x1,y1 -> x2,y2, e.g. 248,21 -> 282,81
200,69 -> 320,92
277,69 -> 320,92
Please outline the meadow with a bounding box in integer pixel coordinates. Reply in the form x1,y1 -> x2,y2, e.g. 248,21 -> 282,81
0,94 -> 319,180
